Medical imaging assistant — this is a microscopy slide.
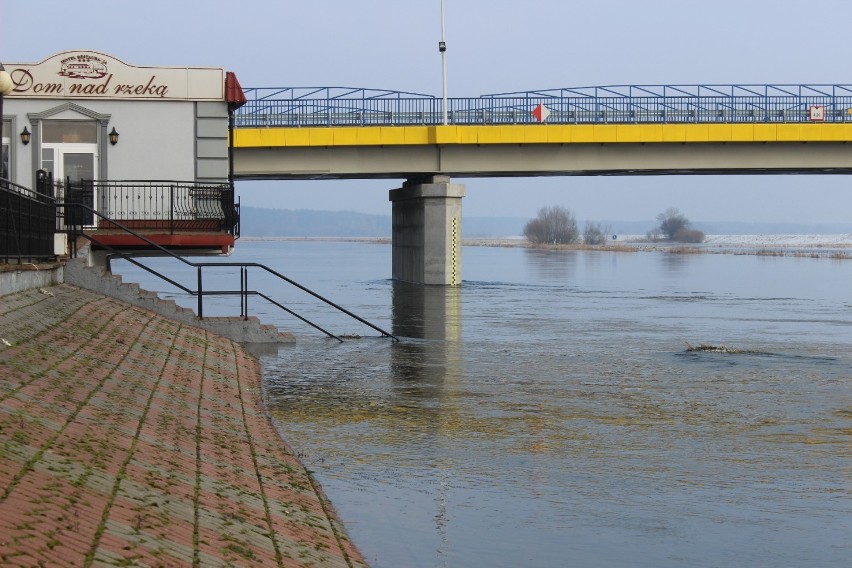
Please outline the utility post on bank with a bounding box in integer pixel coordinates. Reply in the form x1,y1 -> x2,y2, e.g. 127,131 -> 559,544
389,175 -> 465,286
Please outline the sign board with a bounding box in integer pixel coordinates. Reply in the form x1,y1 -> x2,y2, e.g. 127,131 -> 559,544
532,103 -> 551,123
808,105 -> 825,121
5,51 -> 225,101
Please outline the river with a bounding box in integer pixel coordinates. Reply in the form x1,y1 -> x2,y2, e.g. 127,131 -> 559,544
112,240 -> 852,568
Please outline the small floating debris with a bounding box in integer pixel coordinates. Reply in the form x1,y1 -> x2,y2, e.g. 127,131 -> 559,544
684,341 -> 764,354
338,334 -> 362,340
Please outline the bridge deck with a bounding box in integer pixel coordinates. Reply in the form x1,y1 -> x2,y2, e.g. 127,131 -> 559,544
234,122 -> 852,148
231,85 -> 852,179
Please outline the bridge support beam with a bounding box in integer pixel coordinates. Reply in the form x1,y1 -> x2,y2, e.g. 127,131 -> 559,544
389,175 -> 465,286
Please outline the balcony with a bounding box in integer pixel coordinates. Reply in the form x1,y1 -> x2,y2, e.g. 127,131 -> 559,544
55,179 -> 240,254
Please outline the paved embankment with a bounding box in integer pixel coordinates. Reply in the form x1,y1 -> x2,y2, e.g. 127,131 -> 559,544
0,284 -> 366,567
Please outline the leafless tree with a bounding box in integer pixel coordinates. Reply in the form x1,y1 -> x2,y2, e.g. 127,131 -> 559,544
657,208 -> 690,239
583,221 -> 609,245
524,206 -> 580,244
655,208 -> 705,243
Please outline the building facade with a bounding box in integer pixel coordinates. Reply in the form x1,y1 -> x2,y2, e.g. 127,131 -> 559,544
1,51 -> 243,253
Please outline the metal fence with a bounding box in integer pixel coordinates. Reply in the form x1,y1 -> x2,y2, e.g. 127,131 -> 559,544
53,179 -> 240,237
0,177 -> 56,264
234,84 -> 852,127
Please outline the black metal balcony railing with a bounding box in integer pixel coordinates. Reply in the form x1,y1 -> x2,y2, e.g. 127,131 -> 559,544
1,177 -> 56,264
53,179 -> 240,238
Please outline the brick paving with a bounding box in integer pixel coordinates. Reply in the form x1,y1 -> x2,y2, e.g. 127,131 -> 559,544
0,284 -> 367,567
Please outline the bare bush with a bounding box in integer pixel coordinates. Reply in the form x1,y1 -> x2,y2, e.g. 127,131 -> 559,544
654,208 -> 704,242
583,221 -> 609,245
646,227 -> 663,241
657,208 -> 690,239
673,227 -> 705,243
523,206 -> 579,244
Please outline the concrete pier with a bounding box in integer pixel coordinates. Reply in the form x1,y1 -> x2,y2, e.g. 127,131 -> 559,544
389,175 -> 465,286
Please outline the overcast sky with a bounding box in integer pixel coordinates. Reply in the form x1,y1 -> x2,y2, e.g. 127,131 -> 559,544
4,0 -> 852,224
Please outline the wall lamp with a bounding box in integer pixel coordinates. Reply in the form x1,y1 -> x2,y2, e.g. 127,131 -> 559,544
20,127 -> 30,145
108,127 -> 119,146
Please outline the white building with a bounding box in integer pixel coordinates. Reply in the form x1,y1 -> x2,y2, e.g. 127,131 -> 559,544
1,50 -> 244,253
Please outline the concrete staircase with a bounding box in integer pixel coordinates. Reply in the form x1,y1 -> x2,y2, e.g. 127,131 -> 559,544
63,255 -> 294,348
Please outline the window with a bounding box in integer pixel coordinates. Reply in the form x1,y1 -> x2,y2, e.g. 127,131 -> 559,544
41,148 -> 55,178
42,120 -> 97,144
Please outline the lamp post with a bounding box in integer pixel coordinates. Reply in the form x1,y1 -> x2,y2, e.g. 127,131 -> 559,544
439,0 -> 448,125
0,62 -> 15,180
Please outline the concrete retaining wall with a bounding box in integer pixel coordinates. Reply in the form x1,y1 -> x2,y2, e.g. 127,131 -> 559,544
0,264 -> 64,296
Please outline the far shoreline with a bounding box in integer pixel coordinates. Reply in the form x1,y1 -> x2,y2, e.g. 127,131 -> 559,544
239,235 -> 852,259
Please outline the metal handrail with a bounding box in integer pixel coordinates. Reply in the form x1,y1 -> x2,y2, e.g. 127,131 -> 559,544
234,83 -> 852,127
1,177 -> 56,263
59,202 -> 398,342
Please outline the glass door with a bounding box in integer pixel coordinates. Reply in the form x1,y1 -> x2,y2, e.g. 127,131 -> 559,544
44,144 -> 98,226
41,120 -> 99,226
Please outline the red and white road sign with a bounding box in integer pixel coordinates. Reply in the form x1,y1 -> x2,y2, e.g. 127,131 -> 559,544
532,103 -> 551,123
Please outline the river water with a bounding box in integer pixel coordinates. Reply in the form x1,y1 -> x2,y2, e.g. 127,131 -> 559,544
112,240 -> 852,568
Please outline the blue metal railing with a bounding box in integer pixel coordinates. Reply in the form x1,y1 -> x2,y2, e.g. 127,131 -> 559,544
234,84 -> 852,127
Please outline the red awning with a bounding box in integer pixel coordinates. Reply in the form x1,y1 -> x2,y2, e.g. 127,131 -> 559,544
225,71 -> 247,110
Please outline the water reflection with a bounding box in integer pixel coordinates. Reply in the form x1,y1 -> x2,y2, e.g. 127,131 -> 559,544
657,250 -> 692,273
523,248 -> 577,280
391,281 -> 462,391
390,282 -> 463,567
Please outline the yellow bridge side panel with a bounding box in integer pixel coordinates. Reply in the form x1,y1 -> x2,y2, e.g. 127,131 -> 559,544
333,128 -> 359,145
776,124 -> 803,142
752,124 -> 778,141
810,123 -> 852,140
545,126 -> 574,143
352,127 -> 383,145
727,125 -> 754,142
637,125 -> 665,142
233,123 -> 852,148
516,124 -> 548,144
661,125 -> 687,142
430,125 -> 458,144
799,124 -> 828,141
474,126 -> 509,144
615,125 -> 646,142
707,124 -> 733,141
309,128 -> 335,146
685,125 -> 711,142
453,126 -> 479,144
569,125 -> 598,143
378,127 -> 408,145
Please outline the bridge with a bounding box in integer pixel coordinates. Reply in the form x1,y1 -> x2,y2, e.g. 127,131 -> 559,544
231,85 -> 852,284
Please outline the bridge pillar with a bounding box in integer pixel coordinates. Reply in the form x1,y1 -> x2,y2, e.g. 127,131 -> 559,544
389,175 -> 465,286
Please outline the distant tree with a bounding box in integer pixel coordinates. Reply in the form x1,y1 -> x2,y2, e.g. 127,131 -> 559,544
657,208 -> 690,239
646,227 -> 663,242
654,208 -> 706,243
673,227 -> 706,243
583,221 -> 609,245
524,206 -> 579,244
